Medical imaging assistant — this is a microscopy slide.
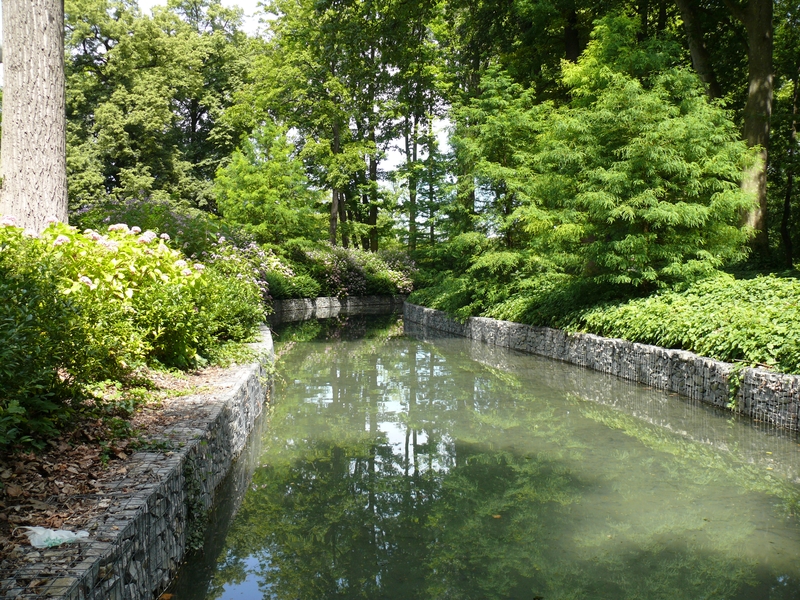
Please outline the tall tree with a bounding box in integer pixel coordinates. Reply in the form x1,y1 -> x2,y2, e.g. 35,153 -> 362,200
64,0 -> 249,209
674,0 -> 722,99
0,0 -> 68,231
772,0 -> 800,266
722,0 -> 774,255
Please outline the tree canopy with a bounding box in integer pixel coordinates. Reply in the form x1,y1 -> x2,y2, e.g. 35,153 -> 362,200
3,0 -> 798,295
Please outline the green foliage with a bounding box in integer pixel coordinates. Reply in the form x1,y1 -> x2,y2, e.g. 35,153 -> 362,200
265,271 -> 322,300
74,197 -> 235,258
215,124 -> 327,244
0,218 -> 264,450
574,273 -> 800,374
65,0 -> 251,209
197,242 -> 270,343
457,15 -> 755,288
293,244 -> 415,298
0,232 -> 83,447
412,252 -> 800,374
261,241 -> 415,300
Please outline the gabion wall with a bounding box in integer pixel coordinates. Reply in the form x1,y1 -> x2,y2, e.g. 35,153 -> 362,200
405,303 -> 800,432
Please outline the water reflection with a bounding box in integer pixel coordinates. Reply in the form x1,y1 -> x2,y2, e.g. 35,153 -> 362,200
172,316 -> 800,600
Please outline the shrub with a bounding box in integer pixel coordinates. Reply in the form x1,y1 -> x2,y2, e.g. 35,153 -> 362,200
265,271 -> 322,299
0,217 -> 265,449
294,244 -> 414,298
0,228 -> 84,447
574,273 -> 800,374
197,241 -> 269,343
73,196 -> 243,258
261,241 -> 414,300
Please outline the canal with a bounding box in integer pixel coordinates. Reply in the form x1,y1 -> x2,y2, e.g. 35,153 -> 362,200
168,315 -> 800,599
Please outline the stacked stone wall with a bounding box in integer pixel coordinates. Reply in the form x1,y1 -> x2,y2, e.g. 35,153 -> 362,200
404,303 -> 800,431
1,329 -> 274,600
270,295 -> 405,323
1,298 -> 407,600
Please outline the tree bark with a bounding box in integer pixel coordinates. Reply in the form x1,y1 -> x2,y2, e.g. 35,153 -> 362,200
330,188 -> 340,245
657,0 -> 668,32
427,118 -> 436,246
675,0 -> 723,99
724,0 -> 773,255
330,121 -> 341,245
564,9 -> 580,62
638,1 -> 650,41
781,72 -> 798,268
0,0 -> 68,232
339,187 -> 349,249
367,124 -> 379,252
405,115 -> 420,252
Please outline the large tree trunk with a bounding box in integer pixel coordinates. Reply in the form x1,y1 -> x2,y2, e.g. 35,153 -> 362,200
564,9 -> 580,62
724,0 -> 774,256
675,0 -> 723,99
0,0 -> 68,232
781,73 -> 798,268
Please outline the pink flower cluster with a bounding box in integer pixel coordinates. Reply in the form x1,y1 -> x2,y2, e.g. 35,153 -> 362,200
78,275 -> 97,290
52,235 -> 71,247
137,230 -> 158,244
98,238 -> 119,253
0,216 -> 17,227
108,223 -> 129,233
82,228 -> 120,253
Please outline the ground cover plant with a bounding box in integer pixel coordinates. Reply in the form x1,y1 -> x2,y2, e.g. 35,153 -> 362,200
261,240 -> 416,300
0,217 -> 265,451
411,268 -> 800,375
572,273 -> 800,374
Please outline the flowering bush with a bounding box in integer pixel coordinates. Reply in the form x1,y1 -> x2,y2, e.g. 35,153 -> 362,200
197,240 -> 272,341
0,217 -> 264,448
0,227 -> 84,447
74,197 -> 244,258
295,245 -> 415,298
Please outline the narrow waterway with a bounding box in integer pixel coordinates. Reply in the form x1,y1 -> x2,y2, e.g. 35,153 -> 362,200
169,315 -> 800,599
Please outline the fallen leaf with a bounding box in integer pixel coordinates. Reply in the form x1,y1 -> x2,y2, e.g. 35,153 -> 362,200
27,499 -> 50,511
5,484 -> 23,498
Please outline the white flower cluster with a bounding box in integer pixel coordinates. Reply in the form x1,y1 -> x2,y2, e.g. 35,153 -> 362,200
137,230 -> 158,244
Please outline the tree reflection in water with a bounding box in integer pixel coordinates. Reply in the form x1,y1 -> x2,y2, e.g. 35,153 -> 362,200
180,315 -> 800,600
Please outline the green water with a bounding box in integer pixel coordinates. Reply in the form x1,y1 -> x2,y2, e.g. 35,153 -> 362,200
170,315 -> 800,599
